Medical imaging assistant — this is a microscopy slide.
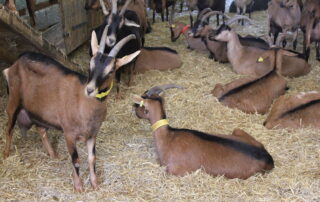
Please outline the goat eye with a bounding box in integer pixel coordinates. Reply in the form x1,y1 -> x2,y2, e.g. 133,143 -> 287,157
144,109 -> 149,114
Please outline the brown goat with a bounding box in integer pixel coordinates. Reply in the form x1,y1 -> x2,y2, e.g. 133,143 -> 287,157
212,49 -> 292,114
267,0 -> 301,49
2,33 -> 140,192
132,47 -> 182,73
215,25 -> 310,77
169,21 -> 208,53
133,84 -> 274,179
300,0 -> 320,61
264,91 -> 320,129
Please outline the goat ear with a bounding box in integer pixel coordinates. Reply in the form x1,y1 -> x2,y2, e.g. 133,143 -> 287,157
115,50 -> 141,69
132,94 -> 143,104
124,18 -> 141,27
91,31 -> 99,56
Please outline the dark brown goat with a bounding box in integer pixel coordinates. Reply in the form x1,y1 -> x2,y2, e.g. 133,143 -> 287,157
264,91 -> 320,129
151,0 -> 176,23
133,84 -> 274,178
212,49 -> 291,114
2,33 -> 140,192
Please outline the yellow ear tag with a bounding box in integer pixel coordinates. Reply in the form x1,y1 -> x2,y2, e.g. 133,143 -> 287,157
171,24 -> 176,28
258,57 -> 264,62
139,100 -> 144,107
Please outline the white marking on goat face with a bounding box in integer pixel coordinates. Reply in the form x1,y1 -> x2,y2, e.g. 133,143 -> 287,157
214,30 -> 230,42
86,55 -> 115,97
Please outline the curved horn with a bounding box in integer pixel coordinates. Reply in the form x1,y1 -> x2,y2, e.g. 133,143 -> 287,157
119,0 -> 132,16
146,84 -> 184,96
108,34 -> 136,58
111,0 -> 117,14
197,8 -> 212,20
200,11 -> 222,23
98,25 -> 109,53
99,0 -> 109,16
226,15 -> 254,26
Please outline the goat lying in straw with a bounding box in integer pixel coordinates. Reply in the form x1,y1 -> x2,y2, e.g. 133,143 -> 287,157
264,91 -> 320,129
212,49 -> 296,114
133,84 -> 274,179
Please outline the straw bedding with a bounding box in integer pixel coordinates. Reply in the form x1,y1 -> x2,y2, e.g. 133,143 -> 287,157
0,11 -> 319,201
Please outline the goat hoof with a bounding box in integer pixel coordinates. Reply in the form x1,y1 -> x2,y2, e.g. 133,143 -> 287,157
3,150 -> 10,159
90,177 -> 98,189
74,180 -> 84,192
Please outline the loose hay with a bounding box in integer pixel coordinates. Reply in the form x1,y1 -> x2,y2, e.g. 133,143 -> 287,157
0,11 -> 320,201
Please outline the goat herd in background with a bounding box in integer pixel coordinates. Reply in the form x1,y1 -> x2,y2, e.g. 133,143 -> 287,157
2,0 -> 320,192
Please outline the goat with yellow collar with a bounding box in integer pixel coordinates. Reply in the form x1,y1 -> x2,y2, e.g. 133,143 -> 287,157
133,84 -> 274,179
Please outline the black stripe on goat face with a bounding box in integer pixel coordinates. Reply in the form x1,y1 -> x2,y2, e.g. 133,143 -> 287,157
106,13 -> 122,47
85,53 -> 115,97
191,20 -> 207,38
214,24 -> 231,42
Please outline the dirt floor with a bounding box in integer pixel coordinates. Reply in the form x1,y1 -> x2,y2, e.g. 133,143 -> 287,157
0,11 -> 320,201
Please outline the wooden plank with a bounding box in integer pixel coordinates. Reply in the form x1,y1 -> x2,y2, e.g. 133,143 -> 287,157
0,4 -> 78,69
59,0 -> 89,54
18,0 -> 58,16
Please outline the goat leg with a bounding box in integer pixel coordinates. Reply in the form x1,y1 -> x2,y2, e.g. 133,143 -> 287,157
170,1 -> 176,23
26,0 -> 36,27
87,137 -> 98,189
37,127 -> 57,158
65,135 -> 83,192
3,93 -> 21,158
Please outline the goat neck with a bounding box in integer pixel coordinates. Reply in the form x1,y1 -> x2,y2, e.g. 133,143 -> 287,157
226,30 -> 243,64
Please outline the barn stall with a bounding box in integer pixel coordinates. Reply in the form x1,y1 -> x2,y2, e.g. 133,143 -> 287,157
0,1 -> 319,201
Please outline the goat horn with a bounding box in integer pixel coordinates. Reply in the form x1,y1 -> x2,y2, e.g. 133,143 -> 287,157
226,15 -> 254,26
146,84 -> 184,96
111,0 -> 117,14
108,34 -> 136,58
119,0 -> 132,16
98,25 -> 109,53
197,8 -> 212,20
200,11 -> 222,23
99,0 -> 109,16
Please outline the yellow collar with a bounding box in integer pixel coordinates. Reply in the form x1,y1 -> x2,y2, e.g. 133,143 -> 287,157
95,81 -> 113,99
151,119 -> 169,132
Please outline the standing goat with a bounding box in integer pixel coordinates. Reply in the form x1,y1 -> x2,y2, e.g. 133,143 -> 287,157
234,0 -> 254,25
150,0 -> 176,23
91,0 -> 146,92
2,32 -> 140,192
300,0 -> 320,61
264,91 -> 320,129
188,0 -> 226,26
267,0 -> 301,49
133,84 -> 274,179
212,49 -> 291,114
